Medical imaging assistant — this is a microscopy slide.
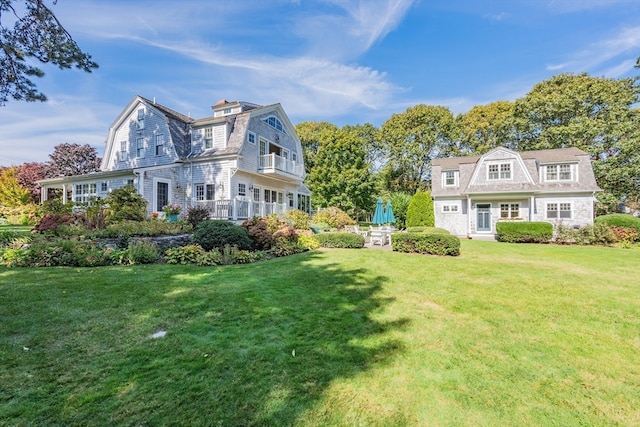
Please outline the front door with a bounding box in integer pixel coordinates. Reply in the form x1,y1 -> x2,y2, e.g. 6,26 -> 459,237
476,203 -> 491,232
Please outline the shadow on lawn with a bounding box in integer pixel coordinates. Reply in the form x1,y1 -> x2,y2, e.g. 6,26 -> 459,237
105,251 -> 408,426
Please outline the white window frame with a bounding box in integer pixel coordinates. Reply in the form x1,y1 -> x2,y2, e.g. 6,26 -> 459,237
500,203 -> 520,219
545,164 -> 574,182
262,115 -> 286,133
546,202 -> 572,219
443,170 -> 458,187
136,108 -> 145,130
238,183 -> 247,197
101,181 -> 108,192
74,183 -> 97,204
442,204 -> 459,213
119,141 -> 128,161
155,134 -> 164,156
487,162 -> 512,181
136,137 -> 145,158
204,128 -> 213,150
247,131 -> 256,145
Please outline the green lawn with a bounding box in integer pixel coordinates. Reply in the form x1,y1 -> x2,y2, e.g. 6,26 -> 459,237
1,241 -> 638,426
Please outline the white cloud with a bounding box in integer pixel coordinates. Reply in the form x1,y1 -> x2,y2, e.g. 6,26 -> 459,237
546,26 -> 640,75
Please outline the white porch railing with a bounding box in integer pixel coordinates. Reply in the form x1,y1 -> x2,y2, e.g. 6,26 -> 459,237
259,154 -> 305,178
194,199 -> 289,220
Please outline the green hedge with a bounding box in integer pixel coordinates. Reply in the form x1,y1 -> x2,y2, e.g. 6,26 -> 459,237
594,213 -> 640,233
314,232 -> 365,248
496,221 -> 553,243
391,232 -> 460,256
405,226 -> 450,234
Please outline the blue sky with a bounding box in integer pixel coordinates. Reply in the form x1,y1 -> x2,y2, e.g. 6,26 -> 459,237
1,0 -> 638,167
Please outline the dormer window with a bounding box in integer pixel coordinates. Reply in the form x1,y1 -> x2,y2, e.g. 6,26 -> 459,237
443,170 -> 458,187
204,128 -> 213,150
263,116 -> 286,133
545,164 -> 573,181
488,162 -> 511,180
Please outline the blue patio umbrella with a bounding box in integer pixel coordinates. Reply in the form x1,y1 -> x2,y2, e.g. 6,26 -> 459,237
384,201 -> 396,224
372,197 -> 385,224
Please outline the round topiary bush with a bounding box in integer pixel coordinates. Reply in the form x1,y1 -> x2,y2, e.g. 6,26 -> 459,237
192,220 -> 252,251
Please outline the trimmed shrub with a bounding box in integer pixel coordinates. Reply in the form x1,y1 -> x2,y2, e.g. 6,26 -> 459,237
391,232 -> 460,256
104,186 -> 147,222
312,207 -> 355,230
97,219 -> 191,238
406,192 -> 434,227
314,232 -> 365,248
496,221 -> 553,243
405,226 -> 450,234
595,214 -> 640,234
192,220 -> 252,251
610,226 -> 639,244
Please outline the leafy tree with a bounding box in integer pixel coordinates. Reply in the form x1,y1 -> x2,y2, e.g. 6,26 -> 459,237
380,105 -> 456,194
104,186 -> 147,222
295,121 -> 338,174
0,166 -> 30,206
513,73 -> 640,202
306,125 -> 378,220
46,142 -> 101,177
457,101 -> 516,154
387,192 -> 412,229
17,161 -> 47,202
0,0 -> 98,103
406,191 -> 434,227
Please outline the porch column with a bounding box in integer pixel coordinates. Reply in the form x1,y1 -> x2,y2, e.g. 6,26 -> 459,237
467,195 -> 471,235
41,186 -> 47,203
530,196 -> 535,221
62,185 -> 67,204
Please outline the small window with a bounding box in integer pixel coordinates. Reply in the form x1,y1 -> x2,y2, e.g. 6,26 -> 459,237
101,181 -> 108,192
137,108 -> 145,130
292,152 -> 297,162
443,170 -> 457,187
263,116 -> 286,133
195,183 -> 205,201
559,164 -> 571,180
206,184 -> 215,201
223,108 -> 231,114
238,183 -> 246,196
204,128 -> 213,150
155,134 -> 164,156
247,131 -> 256,144
442,205 -> 459,213
488,163 -> 511,180
253,187 -> 260,202
127,179 -> 134,187
136,138 -> 144,157
501,203 -> 519,218
560,203 -> 571,219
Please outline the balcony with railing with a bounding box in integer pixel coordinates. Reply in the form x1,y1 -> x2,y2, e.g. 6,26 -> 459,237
194,199 -> 289,221
259,154 -> 304,180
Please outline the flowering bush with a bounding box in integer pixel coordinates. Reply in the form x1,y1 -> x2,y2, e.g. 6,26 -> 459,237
162,204 -> 181,215
150,212 -> 159,219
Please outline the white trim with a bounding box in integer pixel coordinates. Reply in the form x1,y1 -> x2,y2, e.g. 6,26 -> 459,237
152,177 -> 172,213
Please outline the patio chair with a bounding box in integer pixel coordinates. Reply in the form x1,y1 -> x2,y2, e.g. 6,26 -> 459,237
369,230 -> 386,246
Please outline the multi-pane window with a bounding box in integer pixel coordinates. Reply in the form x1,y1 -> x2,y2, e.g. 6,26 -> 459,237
119,141 -> 127,161
127,179 -> 134,187
546,164 -> 573,181
136,138 -> 144,157
488,163 -> 511,180
442,205 -> 459,213
136,108 -> 145,130
238,183 -> 246,196
444,170 -> 457,186
263,116 -> 285,133
195,184 -> 215,201
101,181 -> 108,192
204,128 -> 213,149
155,134 -> 164,156
500,203 -> 520,218
247,131 -> 256,144
253,187 -> 260,202
546,203 -> 571,219
74,183 -> 97,204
